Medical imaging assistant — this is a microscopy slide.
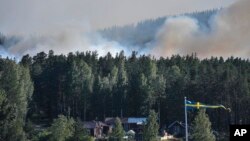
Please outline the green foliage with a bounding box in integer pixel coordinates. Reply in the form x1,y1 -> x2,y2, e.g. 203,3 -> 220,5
49,115 -> 75,141
110,117 -> 125,141
70,118 -> 93,141
24,120 -> 36,140
0,59 -> 34,141
0,89 -> 6,104
191,109 -> 216,141
81,136 -> 94,141
13,50 -> 250,140
67,58 -> 94,120
143,110 -> 159,141
35,130 -> 51,141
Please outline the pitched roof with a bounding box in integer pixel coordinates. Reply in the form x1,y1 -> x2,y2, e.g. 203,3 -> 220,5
168,121 -> 185,129
83,121 -> 109,129
105,117 -> 128,124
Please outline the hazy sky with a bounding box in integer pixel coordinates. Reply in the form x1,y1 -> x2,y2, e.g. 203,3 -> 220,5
0,0 -> 235,34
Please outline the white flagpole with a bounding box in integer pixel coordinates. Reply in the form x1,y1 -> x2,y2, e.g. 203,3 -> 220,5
185,97 -> 188,141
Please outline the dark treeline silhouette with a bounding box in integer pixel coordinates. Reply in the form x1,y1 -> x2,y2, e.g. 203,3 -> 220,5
1,50 -> 249,140
19,50 -> 249,137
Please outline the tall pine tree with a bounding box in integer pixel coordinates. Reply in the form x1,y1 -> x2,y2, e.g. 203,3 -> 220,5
143,110 -> 159,141
191,109 -> 216,141
110,117 -> 125,141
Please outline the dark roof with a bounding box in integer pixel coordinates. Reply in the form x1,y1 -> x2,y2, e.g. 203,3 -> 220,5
105,117 -> 128,124
83,121 -> 109,129
83,121 -> 96,129
168,121 -> 185,129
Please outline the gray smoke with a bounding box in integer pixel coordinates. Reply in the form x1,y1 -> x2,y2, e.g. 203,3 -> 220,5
152,0 -> 250,59
0,0 -> 249,59
1,27 -> 133,58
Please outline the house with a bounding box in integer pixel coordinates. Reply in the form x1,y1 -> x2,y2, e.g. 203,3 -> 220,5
167,121 -> 186,138
83,121 -> 110,138
126,118 -> 147,132
105,117 -> 146,141
105,117 -> 146,132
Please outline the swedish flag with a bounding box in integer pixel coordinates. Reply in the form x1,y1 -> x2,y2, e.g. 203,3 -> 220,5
185,100 -> 231,112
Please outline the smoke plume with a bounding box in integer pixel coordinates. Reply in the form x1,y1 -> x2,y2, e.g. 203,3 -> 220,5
0,0 -> 249,59
152,0 -> 250,59
1,26 -> 133,58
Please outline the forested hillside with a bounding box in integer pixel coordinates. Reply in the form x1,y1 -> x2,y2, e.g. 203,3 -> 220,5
99,9 -> 217,47
7,51 -> 245,138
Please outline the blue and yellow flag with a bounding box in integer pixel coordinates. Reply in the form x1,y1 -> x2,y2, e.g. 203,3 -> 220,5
185,100 -> 231,112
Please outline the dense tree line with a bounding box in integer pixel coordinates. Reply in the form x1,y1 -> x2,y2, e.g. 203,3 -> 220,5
0,50 -> 249,140
21,50 -> 249,138
0,58 -> 34,141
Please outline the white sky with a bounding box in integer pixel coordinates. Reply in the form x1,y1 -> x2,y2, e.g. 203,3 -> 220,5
0,0 -> 235,34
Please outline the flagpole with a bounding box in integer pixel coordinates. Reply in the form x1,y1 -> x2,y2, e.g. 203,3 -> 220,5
185,97 -> 188,141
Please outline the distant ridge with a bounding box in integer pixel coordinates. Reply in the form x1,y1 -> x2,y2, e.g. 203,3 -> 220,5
99,9 -> 218,47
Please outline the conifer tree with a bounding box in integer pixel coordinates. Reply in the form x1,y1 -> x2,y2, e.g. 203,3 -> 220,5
191,109 -> 216,141
71,118 -> 94,141
143,110 -> 159,141
110,117 -> 125,141
0,59 -> 34,141
49,115 -> 75,141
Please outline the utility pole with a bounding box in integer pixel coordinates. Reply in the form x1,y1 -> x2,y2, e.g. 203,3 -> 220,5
184,97 -> 188,141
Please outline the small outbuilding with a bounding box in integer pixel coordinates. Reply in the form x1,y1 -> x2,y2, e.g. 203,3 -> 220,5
167,121 -> 186,138
83,121 -> 110,138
